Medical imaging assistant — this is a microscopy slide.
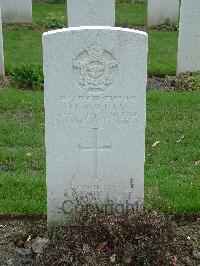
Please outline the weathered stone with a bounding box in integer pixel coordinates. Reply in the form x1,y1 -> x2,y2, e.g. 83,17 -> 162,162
192,249 -> 200,260
147,0 -> 179,26
0,9 -> 5,77
43,26 -> 147,226
0,0 -> 32,24
177,0 -> 200,74
31,237 -> 49,255
67,0 -> 115,27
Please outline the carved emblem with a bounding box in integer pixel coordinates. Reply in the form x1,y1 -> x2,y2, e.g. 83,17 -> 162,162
73,45 -> 118,92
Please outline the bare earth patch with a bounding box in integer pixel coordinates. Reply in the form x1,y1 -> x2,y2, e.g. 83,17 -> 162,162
0,76 -> 11,90
0,215 -> 199,266
147,76 -> 172,90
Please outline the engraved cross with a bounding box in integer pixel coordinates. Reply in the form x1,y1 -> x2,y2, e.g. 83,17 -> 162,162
79,128 -> 111,181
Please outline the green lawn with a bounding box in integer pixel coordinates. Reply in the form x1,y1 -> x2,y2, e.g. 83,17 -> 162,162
32,1 -> 147,26
3,29 -> 178,76
3,29 -> 43,71
148,30 -> 178,76
145,91 -> 200,213
0,89 -> 199,214
0,90 -> 45,213
116,2 -> 147,26
33,1 -> 67,25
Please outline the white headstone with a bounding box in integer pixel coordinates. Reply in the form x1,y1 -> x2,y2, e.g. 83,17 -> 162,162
147,0 -> 179,26
67,0 -> 115,27
0,0 -> 32,24
43,26 -> 147,226
177,0 -> 200,74
0,9 -> 4,77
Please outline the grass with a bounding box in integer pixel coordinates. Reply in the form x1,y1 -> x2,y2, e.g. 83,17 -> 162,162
3,29 -> 178,76
145,91 -> 200,213
0,89 -> 46,213
33,1 -> 67,25
0,89 -> 199,214
148,30 -> 178,76
116,2 -> 147,26
3,29 -> 43,72
32,1 -> 147,26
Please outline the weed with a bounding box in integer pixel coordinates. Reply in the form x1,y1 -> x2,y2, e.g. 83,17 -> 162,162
11,64 -> 43,90
170,72 -> 200,91
42,13 -> 65,29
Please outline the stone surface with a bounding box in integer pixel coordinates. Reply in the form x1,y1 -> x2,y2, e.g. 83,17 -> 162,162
177,0 -> 200,74
0,0 -> 32,24
147,0 -> 179,26
192,249 -> 200,260
0,9 -> 4,77
67,0 -> 115,27
43,26 -> 147,226
31,237 -> 50,255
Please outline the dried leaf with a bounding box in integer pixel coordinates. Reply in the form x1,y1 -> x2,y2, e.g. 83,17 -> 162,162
152,141 -> 161,147
95,241 -> 107,252
195,160 -> 200,166
25,235 -> 32,243
24,235 -> 32,248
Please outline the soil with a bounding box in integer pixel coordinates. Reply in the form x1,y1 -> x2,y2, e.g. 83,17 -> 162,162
0,215 -> 199,266
0,76 -> 11,89
3,23 -> 176,33
3,23 -> 45,31
147,76 -> 173,90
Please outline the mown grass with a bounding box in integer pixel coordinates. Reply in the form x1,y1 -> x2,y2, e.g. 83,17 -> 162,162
0,89 -> 199,214
0,89 -> 46,213
33,1 -> 67,25
116,2 -> 147,26
148,30 -> 178,76
3,29 -> 43,72
145,91 -> 200,213
32,1 -> 147,26
3,29 -> 178,76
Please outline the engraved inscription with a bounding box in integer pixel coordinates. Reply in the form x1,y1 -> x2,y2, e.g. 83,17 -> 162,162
79,128 -> 111,181
73,45 -> 118,92
50,94 -> 138,127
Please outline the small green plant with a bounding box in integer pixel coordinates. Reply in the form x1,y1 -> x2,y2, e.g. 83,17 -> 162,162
11,64 -> 44,90
42,13 -> 65,29
150,19 -> 179,32
170,72 -> 200,91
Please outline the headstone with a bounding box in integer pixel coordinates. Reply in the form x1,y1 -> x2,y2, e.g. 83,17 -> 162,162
0,0 -> 32,24
177,0 -> 200,74
43,26 -> 147,226
67,0 -> 115,27
0,9 -> 4,77
147,0 -> 179,27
